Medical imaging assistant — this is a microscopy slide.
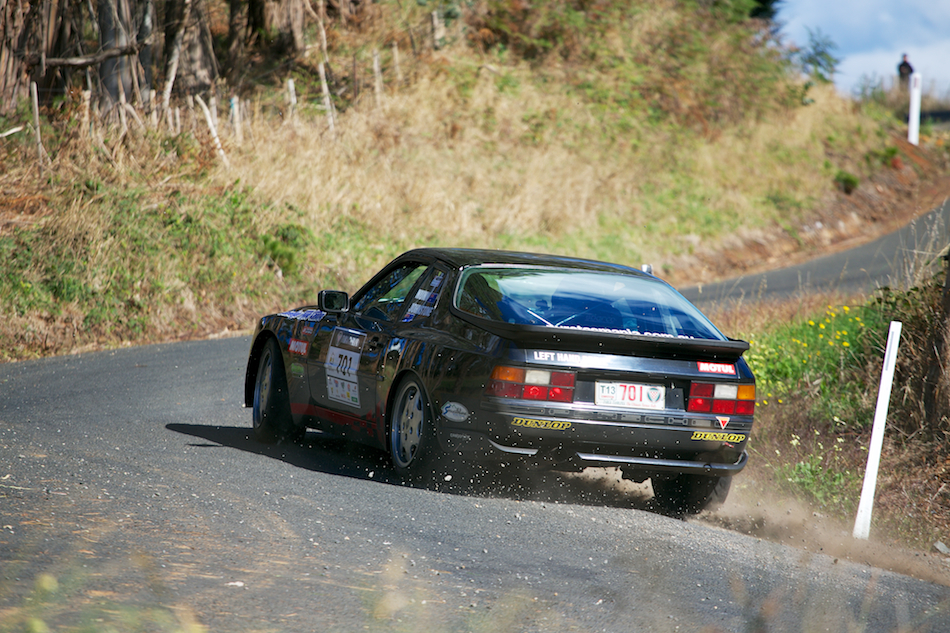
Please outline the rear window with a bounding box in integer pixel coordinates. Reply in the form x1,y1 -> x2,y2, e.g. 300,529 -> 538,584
454,266 -> 725,340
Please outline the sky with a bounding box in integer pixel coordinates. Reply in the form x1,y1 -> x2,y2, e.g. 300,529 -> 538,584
776,0 -> 950,98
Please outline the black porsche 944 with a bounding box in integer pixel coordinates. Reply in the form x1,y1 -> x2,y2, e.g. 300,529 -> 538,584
245,248 -> 755,513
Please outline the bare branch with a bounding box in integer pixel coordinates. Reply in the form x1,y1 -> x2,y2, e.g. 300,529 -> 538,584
24,35 -> 155,69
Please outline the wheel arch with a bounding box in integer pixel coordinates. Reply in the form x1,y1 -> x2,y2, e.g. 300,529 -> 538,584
245,330 -> 282,408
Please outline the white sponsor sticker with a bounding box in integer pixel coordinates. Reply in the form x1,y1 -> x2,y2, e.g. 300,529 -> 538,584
326,328 -> 364,407
441,402 -> 470,423
327,374 -> 360,406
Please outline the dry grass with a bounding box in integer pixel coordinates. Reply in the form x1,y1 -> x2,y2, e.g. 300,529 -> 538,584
222,70 -> 890,282
700,289 -> 865,339
0,0 -> 945,367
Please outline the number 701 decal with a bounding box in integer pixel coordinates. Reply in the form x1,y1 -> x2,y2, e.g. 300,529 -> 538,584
332,352 -> 355,377
326,328 -> 365,407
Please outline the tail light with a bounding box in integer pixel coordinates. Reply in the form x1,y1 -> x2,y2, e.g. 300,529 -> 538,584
487,366 -> 576,403
687,382 -> 755,415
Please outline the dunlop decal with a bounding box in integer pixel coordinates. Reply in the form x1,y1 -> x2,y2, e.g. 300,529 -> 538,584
690,431 -> 746,443
511,417 -> 572,431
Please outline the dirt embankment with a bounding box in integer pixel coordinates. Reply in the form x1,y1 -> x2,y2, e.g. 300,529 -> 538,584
667,135 -> 950,289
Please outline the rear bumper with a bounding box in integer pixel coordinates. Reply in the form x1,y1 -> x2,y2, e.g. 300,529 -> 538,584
436,427 -> 748,477
575,449 -> 747,476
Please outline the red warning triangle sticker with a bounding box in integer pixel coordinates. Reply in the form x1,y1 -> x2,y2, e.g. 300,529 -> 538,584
716,416 -> 730,429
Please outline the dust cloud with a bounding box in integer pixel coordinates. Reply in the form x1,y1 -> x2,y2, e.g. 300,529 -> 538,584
442,463 -> 950,587
701,479 -> 950,587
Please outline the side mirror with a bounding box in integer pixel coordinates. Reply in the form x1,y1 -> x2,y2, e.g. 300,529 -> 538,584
318,290 -> 349,313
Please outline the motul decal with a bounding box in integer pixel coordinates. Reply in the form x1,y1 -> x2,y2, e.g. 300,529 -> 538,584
716,416 -> 730,429
698,362 -> 735,375
288,339 -> 309,355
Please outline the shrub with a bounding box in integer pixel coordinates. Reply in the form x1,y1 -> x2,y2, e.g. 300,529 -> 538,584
833,169 -> 859,194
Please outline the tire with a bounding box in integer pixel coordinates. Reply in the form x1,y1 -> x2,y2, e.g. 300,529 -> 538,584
651,474 -> 732,516
389,377 -> 441,481
252,338 -> 301,444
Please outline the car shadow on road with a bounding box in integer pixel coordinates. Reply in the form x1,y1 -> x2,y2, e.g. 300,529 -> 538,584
165,423 -> 657,515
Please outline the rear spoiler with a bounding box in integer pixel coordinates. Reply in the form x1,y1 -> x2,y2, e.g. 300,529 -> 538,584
466,318 -> 749,362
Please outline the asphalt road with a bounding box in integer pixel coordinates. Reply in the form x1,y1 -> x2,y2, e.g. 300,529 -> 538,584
2,337 -> 950,632
680,195 -> 950,305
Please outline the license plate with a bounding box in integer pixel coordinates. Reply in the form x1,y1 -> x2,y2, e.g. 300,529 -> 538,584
595,382 -> 666,410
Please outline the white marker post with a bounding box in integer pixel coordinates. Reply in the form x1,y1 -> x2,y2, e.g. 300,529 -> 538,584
908,73 -> 922,146
853,321 -> 902,540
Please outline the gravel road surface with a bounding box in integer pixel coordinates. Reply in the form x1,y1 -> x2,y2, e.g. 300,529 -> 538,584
2,337 -> 949,632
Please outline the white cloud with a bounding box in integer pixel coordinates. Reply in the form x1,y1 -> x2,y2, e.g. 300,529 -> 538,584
777,0 -> 950,95
837,41 -> 950,97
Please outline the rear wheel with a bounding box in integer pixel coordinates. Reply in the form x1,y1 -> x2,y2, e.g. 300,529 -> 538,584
389,377 -> 441,481
252,339 -> 302,444
651,474 -> 732,516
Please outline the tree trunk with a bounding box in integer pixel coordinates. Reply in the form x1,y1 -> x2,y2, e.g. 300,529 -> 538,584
247,0 -> 265,47
278,0 -> 305,55
2,0 -> 84,113
245,0 -> 305,56
227,0 -> 246,85
99,0 -> 135,111
135,0 -> 156,105
163,0 -> 218,97
0,0 -> 31,114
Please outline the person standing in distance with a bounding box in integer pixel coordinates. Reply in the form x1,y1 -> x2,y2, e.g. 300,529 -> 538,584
898,54 -> 914,90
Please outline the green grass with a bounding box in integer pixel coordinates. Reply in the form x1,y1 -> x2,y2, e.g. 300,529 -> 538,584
740,302 -> 879,510
0,180 -> 356,359
739,273 -> 950,528
745,302 -> 889,426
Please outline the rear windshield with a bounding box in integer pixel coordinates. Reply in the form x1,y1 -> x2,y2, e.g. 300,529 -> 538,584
454,266 -> 725,340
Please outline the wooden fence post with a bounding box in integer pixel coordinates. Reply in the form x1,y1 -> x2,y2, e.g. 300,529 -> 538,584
287,78 -> 297,124
186,94 -> 196,131
319,62 -> 334,132
244,99 -> 255,142
81,90 -> 91,138
31,82 -> 44,178
230,96 -> 243,145
373,48 -> 382,108
117,80 -> 129,135
392,41 -> 402,87
195,94 -> 229,169
431,11 -> 445,50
